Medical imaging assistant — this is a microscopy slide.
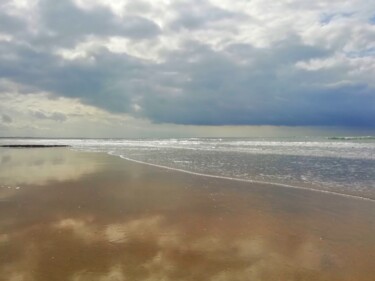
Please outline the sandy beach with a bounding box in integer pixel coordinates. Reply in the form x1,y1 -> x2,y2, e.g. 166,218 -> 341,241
0,147 -> 374,281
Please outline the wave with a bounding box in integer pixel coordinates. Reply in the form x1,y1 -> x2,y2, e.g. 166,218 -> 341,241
107,151 -> 375,203
327,136 -> 375,140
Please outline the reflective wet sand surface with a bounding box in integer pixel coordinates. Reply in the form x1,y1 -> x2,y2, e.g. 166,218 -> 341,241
0,148 -> 375,281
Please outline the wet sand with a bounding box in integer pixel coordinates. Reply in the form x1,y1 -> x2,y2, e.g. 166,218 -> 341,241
0,148 -> 374,281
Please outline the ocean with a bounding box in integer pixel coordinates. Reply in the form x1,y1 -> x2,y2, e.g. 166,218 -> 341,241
1,137 -> 375,200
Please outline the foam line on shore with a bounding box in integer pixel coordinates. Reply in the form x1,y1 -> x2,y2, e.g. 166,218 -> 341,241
105,151 -> 375,203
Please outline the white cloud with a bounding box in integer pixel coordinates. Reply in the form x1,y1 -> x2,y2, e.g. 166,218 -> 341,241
0,89 -> 142,136
0,33 -> 13,42
296,55 -> 342,71
60,0 -> 375,82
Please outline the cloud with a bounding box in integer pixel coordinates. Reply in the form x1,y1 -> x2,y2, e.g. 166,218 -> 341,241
31,110 -> 67,122
39,0 -> 160,43
1,114 -> 12,123
169,0 -> 246,31
0,0 -> 374,129
0,91 -> 144,137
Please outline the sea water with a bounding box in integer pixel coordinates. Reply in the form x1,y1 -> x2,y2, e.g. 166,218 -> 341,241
1,137 -> 375,199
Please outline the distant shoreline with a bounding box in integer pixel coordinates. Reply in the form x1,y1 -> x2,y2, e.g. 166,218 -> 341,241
0,145 -> 70,148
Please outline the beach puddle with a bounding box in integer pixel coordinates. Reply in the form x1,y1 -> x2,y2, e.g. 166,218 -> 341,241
0,148 -> 100,187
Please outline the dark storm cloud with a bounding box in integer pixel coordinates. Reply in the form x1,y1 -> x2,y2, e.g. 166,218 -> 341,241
0,0 -> 374,127
0,41 -> 147,112
0,0 -> 160,50
137,40 -> 375,126
0,11 -> 25,34
38,0 -> 160,44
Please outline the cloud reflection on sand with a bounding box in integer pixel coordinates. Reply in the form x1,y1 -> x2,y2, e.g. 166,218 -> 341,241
0,148 -> 100,187
0,149 -> 374,281
0,213 -> 340,281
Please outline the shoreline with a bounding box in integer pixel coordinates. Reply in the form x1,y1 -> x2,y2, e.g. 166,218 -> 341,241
111,151 -> 375,203
1,137 -> 374,202
0,144 -> 373,202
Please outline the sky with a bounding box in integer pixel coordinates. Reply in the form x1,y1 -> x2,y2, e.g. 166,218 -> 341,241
0,0 -> 374,137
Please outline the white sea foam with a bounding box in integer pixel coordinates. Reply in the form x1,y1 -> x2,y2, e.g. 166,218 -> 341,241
111,152 -> 375,202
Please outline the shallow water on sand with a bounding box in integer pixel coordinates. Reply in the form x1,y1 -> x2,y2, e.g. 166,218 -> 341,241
1,137 -> 375,199
0,148 -> 374,281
